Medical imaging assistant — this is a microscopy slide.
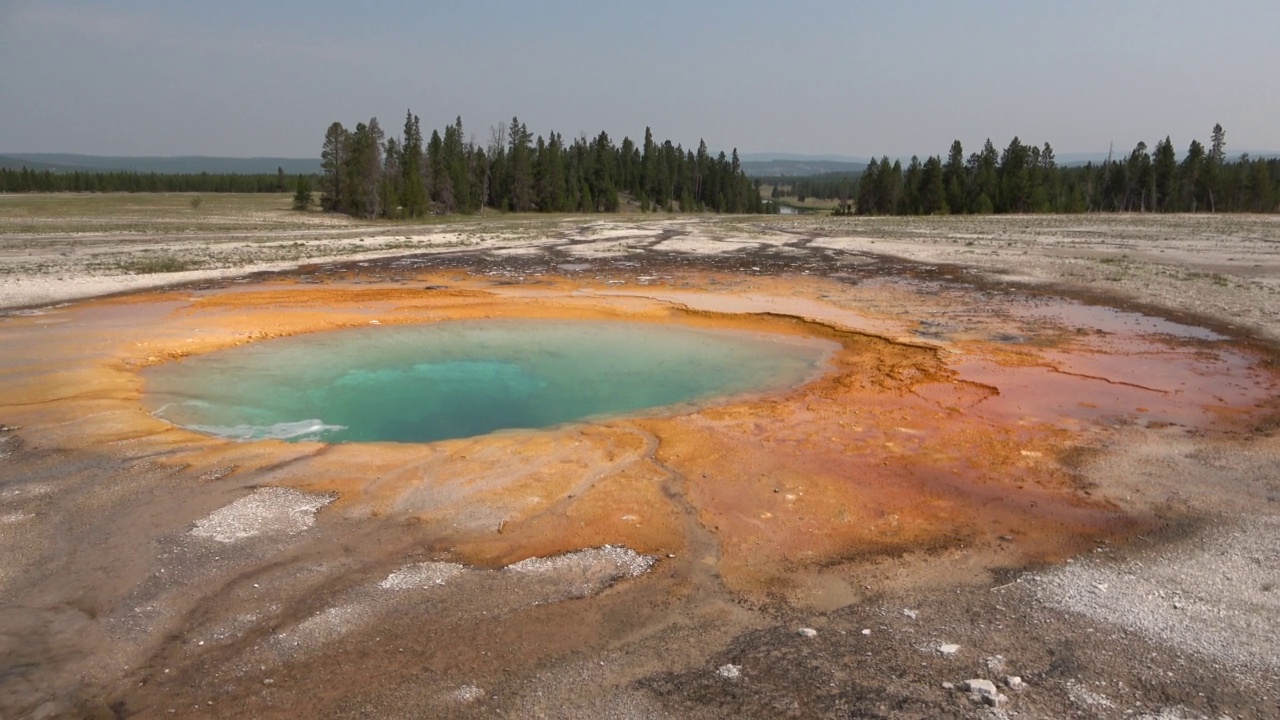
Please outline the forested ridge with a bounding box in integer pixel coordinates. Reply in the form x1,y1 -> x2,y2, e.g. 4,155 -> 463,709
774,124 -> 1276,216
317,112 -> 764,218
0,167 -> 299,194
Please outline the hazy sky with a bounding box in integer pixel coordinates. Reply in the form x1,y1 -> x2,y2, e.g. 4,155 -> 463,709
2,0 -> 1277,159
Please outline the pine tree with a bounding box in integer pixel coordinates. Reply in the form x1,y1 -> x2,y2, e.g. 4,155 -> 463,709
876,157 -> 902,214
446,117 -> 473,212
292,175 -> 313,210
943,140 -> 966,214
921,155 -> 946,214
998,137 -> 1030,213
535,133 -> 567,212
1125,141 -> 1152,211
508,117 -> 534,212
400,111 -> 428,217
973,140 -> 999,213
320,122 -> 350,212
1206,123 -> 1226,211
1152,137 -> 1177,211
1209,124 -> 1227,164
903,156 -> 923,214
380,137 -> 402,218
1251,160 -> 1275,212
856,158 -> 880,215
641,127 -> 656,201
592,131 -> 617,210
343,118 -> 384,219
470,146 -> 490,211
729,149 -> 743,212
427,129 -> 454,211
694,139 -> 709,206
1182,139 -> 1206,211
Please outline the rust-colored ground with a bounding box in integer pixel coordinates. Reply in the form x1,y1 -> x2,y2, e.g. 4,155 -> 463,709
2,262 -> 1277,718
8,269 -> 1271,586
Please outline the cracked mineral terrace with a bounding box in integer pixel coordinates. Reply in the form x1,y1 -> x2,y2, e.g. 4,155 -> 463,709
1,210 -> 1279,719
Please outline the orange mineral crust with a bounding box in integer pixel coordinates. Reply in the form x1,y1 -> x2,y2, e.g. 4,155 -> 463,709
1,269 -> 1275,596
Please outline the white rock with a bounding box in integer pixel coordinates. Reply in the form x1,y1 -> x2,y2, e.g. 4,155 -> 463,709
938,643 -> 961,655
798,628 -> 818,638
716,664 -> 741,680
505,545 -> 655,579
861,628 -> 871,636
962,679 -> 1007,706
503,545 -> 656,598
379,561 -> 466,590
449,685 -> 484,703
1006,675 -> 1025,691
903,609 -> 918,619
1066,682 -> 1114,709
189,487 -> 333,543
963,679 -> 998,697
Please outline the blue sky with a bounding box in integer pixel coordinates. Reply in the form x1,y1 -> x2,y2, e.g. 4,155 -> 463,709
1,0 -> 1277,158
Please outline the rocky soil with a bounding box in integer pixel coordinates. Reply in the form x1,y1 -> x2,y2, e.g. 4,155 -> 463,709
1,206 -> 1278,718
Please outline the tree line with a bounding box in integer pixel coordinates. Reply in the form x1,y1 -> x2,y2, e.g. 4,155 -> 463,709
319,112 -> 765,218
7,122 -> 1274,217
842,124 -> 1277,216
0,167 -> 302,194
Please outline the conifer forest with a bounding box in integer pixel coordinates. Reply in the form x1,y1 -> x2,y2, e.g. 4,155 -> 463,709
3,119 -> 1276,218
317,113 -> 764,218
786,125 -> 1278,216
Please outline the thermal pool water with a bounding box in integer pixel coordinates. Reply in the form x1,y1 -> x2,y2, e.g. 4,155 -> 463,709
144,319 -> 836,443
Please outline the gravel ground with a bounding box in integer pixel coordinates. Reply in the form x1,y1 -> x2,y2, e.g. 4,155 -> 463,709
378,561 -> 467,591
188,487 -> 334,543
2,210 -> 1279,719
1031,514 -> 1280,675
6,213 -> 1280,343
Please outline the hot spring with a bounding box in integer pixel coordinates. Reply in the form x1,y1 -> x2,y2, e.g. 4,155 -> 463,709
143,319 -> 836,443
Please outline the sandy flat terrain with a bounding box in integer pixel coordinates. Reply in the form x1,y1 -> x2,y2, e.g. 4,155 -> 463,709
1,199 -> 1278,718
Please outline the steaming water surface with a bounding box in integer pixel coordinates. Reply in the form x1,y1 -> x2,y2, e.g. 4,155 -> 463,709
144,320 -> 836,443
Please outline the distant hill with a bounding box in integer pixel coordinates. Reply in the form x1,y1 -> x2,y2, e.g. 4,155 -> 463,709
0,155 -> 75,171
0,153 -> 322,175
740,152 -> 865,163
742,159 -> 866,178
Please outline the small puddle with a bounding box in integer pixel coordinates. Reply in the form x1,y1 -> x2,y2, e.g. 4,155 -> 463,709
954,340 -> 1274,428
1016,300 -> 1228,341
